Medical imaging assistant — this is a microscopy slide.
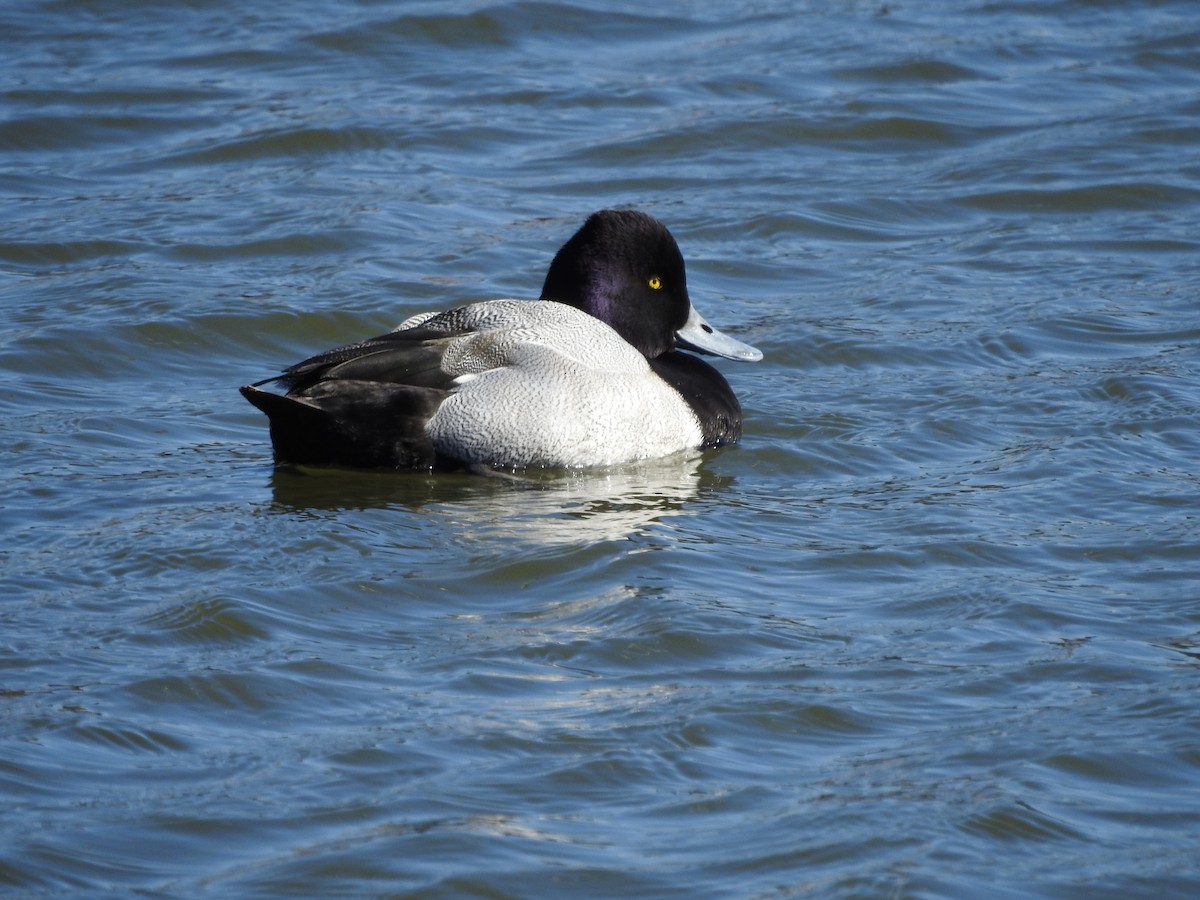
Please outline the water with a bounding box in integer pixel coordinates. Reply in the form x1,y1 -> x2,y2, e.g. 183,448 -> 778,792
3,0 -> 1200,895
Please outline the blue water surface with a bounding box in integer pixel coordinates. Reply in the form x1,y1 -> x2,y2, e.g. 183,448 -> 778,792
3,0 -> 1200,896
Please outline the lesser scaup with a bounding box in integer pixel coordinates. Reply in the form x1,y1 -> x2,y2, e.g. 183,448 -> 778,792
240,209 -> 761,471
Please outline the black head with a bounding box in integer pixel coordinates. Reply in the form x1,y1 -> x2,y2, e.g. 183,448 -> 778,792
539,209 -> 691,358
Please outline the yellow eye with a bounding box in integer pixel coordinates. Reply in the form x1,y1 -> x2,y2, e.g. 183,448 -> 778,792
648,276 -> 662,290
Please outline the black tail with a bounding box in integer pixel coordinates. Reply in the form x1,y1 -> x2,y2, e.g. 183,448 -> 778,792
239,382 -> 450,470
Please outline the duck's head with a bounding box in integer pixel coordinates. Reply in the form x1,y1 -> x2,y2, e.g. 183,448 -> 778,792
540,209 -> 762,362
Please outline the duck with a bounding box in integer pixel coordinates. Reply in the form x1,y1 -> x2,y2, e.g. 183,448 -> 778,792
240,209 -> 761,472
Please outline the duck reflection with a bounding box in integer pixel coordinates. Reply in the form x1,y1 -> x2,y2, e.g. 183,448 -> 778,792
264,453 -> 733,545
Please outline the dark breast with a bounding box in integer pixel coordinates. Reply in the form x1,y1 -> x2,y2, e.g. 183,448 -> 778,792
648,351 -> 743,447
